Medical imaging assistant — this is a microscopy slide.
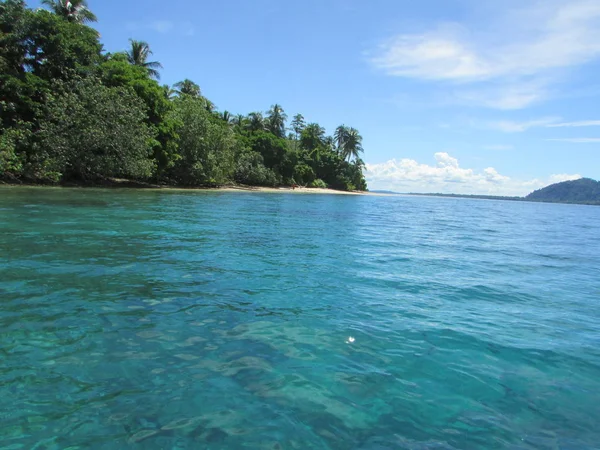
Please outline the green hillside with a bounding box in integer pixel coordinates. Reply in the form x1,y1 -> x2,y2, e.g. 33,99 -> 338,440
526,178 -> 600,205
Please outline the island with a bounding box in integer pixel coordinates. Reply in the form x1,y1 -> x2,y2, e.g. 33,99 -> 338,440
403,178 -> 600,206
0,0 -> 367,192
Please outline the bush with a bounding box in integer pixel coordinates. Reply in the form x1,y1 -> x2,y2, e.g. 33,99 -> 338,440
234,152 -> 280,187
330,175 -> 355,191
0,125 -> 28,177
293,163 -> 315,184
167,96 -> 237,185
309,178 -> 327,189
36,77 -> 155,181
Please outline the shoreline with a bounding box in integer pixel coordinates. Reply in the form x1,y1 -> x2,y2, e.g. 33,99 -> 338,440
0,180 -> 382,196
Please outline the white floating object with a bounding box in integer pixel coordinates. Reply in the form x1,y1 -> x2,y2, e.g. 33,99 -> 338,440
346,336 -> 355,344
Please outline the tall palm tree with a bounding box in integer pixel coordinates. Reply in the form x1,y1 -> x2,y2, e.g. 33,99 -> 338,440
334,125 -> 349,153
341,127 -> 364,161
291,114 -> 306,140
41,0 -> 97,23
266,104 -> 287,138
173,79 -> 201,97
126,39 -> 163,80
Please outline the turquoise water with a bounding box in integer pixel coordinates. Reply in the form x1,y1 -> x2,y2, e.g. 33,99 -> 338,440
1,188 -> 600,449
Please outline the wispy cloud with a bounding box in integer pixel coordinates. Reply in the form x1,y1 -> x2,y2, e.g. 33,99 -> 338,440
454,80 -> 551,110
365,153 -> 581,195
487,117 -> 560,132
368,0 -> 600,109
547,120 -> 600,127
546,138 -> 600,143
486,117 -> 600,133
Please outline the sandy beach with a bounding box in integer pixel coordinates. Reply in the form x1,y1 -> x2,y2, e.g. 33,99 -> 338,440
215,186 -> 368,195
0,181 -> 386,196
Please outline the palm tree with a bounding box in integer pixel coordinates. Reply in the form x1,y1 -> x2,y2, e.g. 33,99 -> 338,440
173,79 -> 201,97
163,84 -> 177,100
353,157 -> 366,170
41,0 -> 97,23
247,112 -> 265,132
334,125 -> 349,153
341,127 -> 364,162
324,136 -> 335,151
203,98 -> 216,113
126,39 -> 163,80
266,104 -> 287,138
291,114 -> 306,140
300,123 -> 326,156
221,111 -> 232,124
233,114 -> 246,128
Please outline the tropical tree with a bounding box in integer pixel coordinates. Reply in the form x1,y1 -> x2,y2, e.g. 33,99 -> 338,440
203,98 -> 215,113
266,104 -> 287,138
300,123 -> 326,153
334,125 -> 349,152
233,114 -> 246,128
247,112 -> 265,132
291,114 -> 305,140
41,0 -> 97,23
163,84 -> 177,99
126,39 -> 162,80
334,125 -> 364,161
0,1 -> 368,191
221,111 -> 232,124
173,79 -> 201,97
167,96 -> 237,186
324,136 -> 335,151
341,127 -> 364,161
36,76 -> 154,181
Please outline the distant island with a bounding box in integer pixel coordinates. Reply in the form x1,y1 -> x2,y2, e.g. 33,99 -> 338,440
525,178 -> 600,205
0,1 -> 367,192
379,178 -> 600,206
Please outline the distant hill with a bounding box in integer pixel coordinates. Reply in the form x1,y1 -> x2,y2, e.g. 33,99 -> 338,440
526,178 -> 600,205
370,190 -> 401,195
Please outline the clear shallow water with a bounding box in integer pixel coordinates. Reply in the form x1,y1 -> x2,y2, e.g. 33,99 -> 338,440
1,188 -> 600,450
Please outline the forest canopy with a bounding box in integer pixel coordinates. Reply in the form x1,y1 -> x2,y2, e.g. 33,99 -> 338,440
0,0 -> 367,191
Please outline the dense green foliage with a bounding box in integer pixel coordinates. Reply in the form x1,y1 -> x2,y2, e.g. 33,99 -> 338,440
526,178 -> 600,205
0,1 -> 367,190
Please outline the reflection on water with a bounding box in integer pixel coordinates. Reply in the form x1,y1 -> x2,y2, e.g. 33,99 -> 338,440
1,188 -> 600,449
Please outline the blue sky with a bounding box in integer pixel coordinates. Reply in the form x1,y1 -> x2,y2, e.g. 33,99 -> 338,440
34,0 -> 600,194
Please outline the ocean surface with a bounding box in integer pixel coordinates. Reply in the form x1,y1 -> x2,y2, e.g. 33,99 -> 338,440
1,187 -> 599,450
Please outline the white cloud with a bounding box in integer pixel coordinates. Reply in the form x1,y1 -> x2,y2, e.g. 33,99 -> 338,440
483,167 -> 511,183
370,26 -> 490,81
547,120 -> 600,127
365,153 -> 581,196
369,0 -> 600,109
487,117 -> 560,132
546,138 -> 600,143
485,117 -> 600,133
455,80 -> 551,109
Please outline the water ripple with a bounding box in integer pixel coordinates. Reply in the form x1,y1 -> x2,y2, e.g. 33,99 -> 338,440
1,188 -> 599,449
